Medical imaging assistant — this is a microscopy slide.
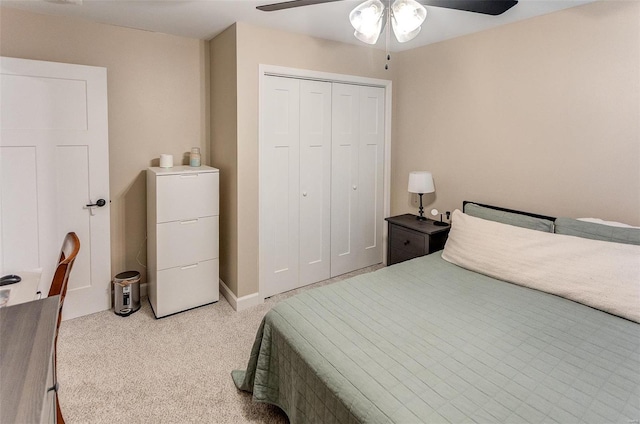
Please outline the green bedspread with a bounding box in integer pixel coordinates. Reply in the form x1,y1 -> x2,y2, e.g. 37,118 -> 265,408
233,253 -> 640,423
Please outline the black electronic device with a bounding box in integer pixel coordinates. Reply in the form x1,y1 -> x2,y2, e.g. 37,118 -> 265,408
0,275 -> 22,286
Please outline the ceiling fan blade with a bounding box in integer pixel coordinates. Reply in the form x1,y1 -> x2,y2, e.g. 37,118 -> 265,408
257,0 -> 344,12
421,0 -> 518,16
257,0 -> 517,15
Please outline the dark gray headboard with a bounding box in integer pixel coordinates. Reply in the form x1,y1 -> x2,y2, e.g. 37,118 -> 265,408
463,201 -> 557,222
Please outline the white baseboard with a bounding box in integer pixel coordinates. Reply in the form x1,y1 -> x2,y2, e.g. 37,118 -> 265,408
141,280 -> 262,312
219,279 -> 263,311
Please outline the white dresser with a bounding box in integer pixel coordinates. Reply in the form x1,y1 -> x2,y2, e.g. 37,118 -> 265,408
147,165 -> 219,318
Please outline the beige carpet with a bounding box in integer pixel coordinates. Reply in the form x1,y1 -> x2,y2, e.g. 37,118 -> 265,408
57,265 -> 382,424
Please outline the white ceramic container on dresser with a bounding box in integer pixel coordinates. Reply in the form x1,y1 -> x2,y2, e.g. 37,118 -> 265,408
147,165 -> 219,318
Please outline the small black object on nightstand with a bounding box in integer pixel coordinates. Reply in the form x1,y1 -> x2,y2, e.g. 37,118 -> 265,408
385,214 -> 451,265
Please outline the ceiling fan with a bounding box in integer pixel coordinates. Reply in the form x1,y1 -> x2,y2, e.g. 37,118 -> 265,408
258,0 -> 517,68
257,0 -> 518,16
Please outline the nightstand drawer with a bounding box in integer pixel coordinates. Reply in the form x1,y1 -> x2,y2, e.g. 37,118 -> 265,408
389,225 -> 427,264
385,214 -> 450,266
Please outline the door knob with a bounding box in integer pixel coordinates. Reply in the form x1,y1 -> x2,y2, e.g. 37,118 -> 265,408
86,199 -> 106,208
302,192 -> 308,197
85,198 -> 107,215
352,185 -> 357,190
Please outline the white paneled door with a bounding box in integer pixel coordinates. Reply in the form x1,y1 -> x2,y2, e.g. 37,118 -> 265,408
356,85 -> 385,271
261,74 -> 385,298
299,80 -> 332,286
0,57 -> 111,320
330,83 -> 360,277
261,76 -> 301,298
331,83 -> 385,277
261,76 -> 333,297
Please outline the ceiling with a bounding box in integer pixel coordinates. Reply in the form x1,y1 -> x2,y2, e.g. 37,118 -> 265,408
0,0 -> 593,52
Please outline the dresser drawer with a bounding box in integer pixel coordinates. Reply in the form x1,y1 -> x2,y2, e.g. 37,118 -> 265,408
155,259 -> 219,317
156,172 -> 219,223
389,225 -> 427,264
156,216 -> 218,270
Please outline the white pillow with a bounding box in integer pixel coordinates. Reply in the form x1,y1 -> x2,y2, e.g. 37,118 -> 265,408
443,210 -> 640,323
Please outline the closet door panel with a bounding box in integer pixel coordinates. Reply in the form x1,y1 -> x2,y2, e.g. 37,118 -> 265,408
261,76 -> 301,297
358,86 -> 385,269
261,76 -> 386,296
358,143 -> 378,248
331,83 -> 360,277
299,80 -> 332,285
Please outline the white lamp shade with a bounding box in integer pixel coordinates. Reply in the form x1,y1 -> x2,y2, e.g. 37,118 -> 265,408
350,0 -> 426,45
392,24 -> 421,42
354,27 -> 383,44
408,171 -> 435,194
391,0 -> 426,42
350,0 -> 385,41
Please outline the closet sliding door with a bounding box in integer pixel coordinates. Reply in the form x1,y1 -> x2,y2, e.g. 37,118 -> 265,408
330,83 -> 359,277
261,76 -> 332,297
261,74 -> 384,297
357,85 -> 385,271
299,80 -> 332,286
261,76 -> 300,297
331,83 -> 385,277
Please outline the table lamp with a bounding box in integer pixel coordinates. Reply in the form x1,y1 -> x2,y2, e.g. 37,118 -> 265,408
408,171 -> 435,221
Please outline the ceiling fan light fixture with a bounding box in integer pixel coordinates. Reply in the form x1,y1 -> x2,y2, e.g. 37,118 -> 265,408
392,24 -> 421,42
390,0 -> 426,42
349,0 -> 385,38
354,27 -> 384,44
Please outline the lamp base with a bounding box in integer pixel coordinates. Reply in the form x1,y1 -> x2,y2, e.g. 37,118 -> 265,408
416,193 -> 427,221
433,221 -> 448,227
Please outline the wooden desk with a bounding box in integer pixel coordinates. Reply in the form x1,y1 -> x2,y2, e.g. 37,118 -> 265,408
1,269 -> 42,307
0,295 -> 59,424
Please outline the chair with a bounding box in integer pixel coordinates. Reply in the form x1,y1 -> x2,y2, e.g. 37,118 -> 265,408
48,232 -> 80,424
48,232 -> 80,300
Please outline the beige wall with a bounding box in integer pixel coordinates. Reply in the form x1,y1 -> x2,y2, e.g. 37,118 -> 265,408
5,0 -> 637,305
218,22 -> 391,298
0,7 -> 210,280
393,1 -> 640,225
210,25 -> 238,294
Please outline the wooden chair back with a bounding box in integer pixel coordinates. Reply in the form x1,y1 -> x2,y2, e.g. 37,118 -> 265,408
48,232 -> 80,424
48,232 -> 80,300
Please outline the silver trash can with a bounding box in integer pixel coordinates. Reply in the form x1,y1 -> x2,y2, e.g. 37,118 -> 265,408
113,271 -> 141,317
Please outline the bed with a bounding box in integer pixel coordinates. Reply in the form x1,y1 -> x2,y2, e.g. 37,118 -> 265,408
233,202 -> 640,423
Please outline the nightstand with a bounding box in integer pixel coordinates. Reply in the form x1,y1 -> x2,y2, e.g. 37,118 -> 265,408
385,214 -> 451,265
